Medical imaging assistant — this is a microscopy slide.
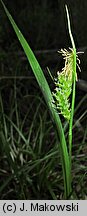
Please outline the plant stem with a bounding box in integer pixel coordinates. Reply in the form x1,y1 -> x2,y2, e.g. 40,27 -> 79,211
69,48 -> 76,159
66,5 -> 77,194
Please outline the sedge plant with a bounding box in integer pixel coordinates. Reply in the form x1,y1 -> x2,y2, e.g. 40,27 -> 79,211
0,0 -> 78,199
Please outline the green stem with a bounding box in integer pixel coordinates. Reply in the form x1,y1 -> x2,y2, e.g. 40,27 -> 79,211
66,5 -> 77,194
68,48 -> 76,196
69,48 -> 76,160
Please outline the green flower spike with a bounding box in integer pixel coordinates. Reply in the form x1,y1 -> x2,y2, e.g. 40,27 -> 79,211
52,48 -> 79,121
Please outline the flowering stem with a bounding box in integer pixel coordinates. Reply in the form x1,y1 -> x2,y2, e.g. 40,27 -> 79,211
69,48 -> 76,158
66,5 -> 77,193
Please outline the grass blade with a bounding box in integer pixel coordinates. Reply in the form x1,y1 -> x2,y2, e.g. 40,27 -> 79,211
0,0 -> 71,198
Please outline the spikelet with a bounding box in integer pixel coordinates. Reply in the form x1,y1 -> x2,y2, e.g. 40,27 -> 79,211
52,48 -> 79,120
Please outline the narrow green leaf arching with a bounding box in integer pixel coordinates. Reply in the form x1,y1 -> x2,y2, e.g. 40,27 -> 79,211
0,0 -> 71,198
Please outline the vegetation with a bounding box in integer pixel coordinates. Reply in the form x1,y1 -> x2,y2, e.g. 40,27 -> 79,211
0,1 -> 87,199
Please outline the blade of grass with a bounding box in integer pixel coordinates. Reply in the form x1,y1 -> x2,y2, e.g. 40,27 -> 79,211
0,0 -> 71,198
5,114 -> 36,159
0,93 -> 8,139
0,175 -> 14,193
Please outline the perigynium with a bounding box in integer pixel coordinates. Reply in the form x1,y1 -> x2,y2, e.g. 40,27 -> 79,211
52,48 -> 80,121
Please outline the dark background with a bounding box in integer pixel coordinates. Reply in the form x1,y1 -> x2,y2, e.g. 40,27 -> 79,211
0,0 -> 87,81
0,0 -> 87,200
1,0 -> 87,48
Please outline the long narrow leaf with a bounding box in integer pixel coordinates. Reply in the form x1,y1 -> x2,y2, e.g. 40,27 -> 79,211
0,0 -> 70,198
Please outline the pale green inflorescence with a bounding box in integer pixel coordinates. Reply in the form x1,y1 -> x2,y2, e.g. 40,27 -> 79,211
52,48 -> 77,121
